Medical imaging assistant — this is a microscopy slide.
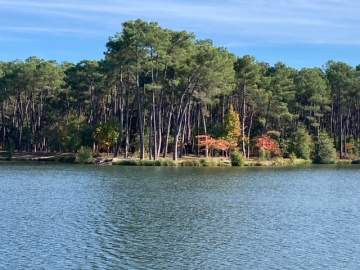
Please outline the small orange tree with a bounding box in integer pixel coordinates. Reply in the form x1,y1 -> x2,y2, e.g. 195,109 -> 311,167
196,135 -> 236,156
196,105 -> 241,157
256,135 -> 282,157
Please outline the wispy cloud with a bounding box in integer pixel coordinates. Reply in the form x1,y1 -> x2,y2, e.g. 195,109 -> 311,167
0,0 -> 349,26
0,0 -> 360,45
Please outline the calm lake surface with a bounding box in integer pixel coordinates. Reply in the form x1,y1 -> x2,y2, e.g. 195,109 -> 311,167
1,164 -> 360,269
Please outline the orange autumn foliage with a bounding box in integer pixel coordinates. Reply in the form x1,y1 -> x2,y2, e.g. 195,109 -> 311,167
345,143 -> 354,152
196,135 -> 236,151
255,135 -> 282,156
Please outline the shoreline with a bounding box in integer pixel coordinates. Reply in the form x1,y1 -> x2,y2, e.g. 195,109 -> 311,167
1,152 -> 359,167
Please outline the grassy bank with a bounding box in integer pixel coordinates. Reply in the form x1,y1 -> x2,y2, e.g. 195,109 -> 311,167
0,151 -> 75,163
112,157 -> 231,167
1,151 -> 359,167
112,157 -> 313,167
244,158 -> 312,167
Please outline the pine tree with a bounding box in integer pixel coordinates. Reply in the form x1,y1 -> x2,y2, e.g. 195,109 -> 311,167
314,131 -> 337,164
289,126 -> 313,160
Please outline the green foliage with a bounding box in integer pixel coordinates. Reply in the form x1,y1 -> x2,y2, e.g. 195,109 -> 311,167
356,141 -> 360,157
264,63 -> 296,131
0,19 -> 359,164
64,116 -> 92,151
56,154 -> 76,163
192,41 -> 236,104
180,160 -> 201,167
159,159 -> 177,166
289,127 -> 313,160
5,141 -> 14,161
295,68 -> 330,134
272,157 -> 286,166
113,160 -> 139,166
66,60 -> 106,110
138,160 -> 162,166
94,122 -> 120,152
45,115 -> 93,152
230,151 -> 245,166
289,152 -> 297,163
180,159 -> 230,167
259,149 -> 271,161
75,146 -> 94,164
266,130 -> 281,141
199,158 -> 215,166
113,158 -> 230,167
235,55 -> 261,89
208,122 -> 226,138
114,159 -> 177,166
314,132 -> 337,164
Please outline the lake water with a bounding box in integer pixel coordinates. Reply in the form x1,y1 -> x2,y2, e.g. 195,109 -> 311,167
0,164 -> 360,269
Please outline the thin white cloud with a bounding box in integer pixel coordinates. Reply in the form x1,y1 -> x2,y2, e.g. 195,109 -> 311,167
0,0 -> 338,25
0,0 -> 345,26
0,0 -> 359,45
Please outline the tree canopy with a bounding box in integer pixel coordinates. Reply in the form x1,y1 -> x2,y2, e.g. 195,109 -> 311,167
0,19 -> 359,161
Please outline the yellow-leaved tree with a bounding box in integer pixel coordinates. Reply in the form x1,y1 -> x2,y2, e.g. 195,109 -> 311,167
94,122 -> 119,155
223,105 -> 242,148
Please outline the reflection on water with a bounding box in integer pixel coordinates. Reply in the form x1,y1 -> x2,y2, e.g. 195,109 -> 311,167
0,164 -> 360,269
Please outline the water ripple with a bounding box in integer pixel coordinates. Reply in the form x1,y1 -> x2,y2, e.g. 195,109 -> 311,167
0,165 -> 360,269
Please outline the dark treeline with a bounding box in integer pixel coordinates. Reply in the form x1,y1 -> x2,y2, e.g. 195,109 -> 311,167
1,20 -> 360,161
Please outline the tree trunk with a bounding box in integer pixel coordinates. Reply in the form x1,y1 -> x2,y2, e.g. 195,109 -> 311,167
242,84 -> 247,157
201,107 -> 208,158
247,111 -> 254,159
163,109 -> 172,158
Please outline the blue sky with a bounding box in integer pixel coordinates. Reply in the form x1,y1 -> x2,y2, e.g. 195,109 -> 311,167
0,0 -> 359,68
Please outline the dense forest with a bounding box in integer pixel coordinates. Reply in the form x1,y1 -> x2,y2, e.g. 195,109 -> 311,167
1,20 -> 360,162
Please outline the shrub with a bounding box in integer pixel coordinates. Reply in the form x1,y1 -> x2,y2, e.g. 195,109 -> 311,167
230,151 -> 245,166
200,158 -> 213,167
94,121 -> 119,154
160,159 -> 177,166
75,146 -> 94,164
289,152 -> 297,164
259,149 -> 271,161
139,160 -> 154,166
345,139 -> 359,159
313,132 -> 337,164
272,157 -> 286,166
337,159 -> 352,165
256,135 -> 282,157
356,140 -> 360,157
114,159 -> 169,166
5,142 -> 14,161
57,155 -> 76,163
289,127 -> 313,160
114,160 -> 138,166
181,160 -> 201,166
267,130 -> 281,140
115,160 -> 161,166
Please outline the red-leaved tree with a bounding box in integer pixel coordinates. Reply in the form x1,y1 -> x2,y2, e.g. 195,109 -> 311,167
196,135 -> 236,155
255,135 -> 282,156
